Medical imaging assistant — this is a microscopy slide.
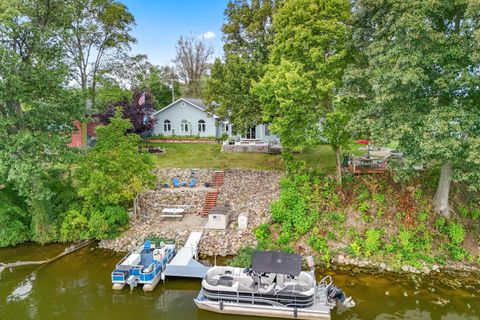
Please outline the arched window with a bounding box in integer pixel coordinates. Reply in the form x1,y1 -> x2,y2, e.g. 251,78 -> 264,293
181,119 -> 189,132
198,119 -> 206,133
163,119 -> 171,132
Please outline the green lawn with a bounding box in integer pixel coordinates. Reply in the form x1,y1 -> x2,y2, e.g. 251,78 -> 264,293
150,143 -> 361,172
152,143 -> 283,170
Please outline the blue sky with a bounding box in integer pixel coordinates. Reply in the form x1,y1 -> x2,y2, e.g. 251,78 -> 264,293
119,0 -> 228,66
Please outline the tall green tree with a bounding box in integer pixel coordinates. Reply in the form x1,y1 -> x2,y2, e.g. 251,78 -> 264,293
74,109 -> 156,209
254,0 -> 352,149
204,0 -> 281,134
62,0 -> 135,144
0,0 -> 82,243
345,0 -> 480,217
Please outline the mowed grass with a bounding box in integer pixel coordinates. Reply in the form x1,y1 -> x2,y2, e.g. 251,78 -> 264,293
150,143 -> 359,172
153,143 -> 283,170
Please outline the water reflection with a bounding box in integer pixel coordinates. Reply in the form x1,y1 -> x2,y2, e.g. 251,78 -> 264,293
7,272 -> 36,302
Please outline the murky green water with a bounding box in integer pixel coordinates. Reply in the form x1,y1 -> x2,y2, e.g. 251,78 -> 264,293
0,243 -> 479,320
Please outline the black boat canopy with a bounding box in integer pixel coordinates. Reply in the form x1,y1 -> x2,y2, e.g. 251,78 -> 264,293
252,251 -> 302,276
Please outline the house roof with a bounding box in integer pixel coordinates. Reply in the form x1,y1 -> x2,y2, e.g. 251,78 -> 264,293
182,98 -> 208,111
152,98 -> 212,117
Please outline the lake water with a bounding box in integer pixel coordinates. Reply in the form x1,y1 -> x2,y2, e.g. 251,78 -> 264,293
0,243 -> 479,320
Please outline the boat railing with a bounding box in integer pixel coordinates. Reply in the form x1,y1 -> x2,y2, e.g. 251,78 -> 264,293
203,289 -> 314,308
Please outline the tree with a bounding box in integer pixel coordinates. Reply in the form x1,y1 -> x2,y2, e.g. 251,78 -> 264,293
139,65 -> 181,109
254,0 -> 352,149
100,91 -> 156,134
74,109 -> 156,209
346,0 -> 480,217
62,0 -> 135,144
0,0 -> 83,243
204,0 -> 281,134
323,110 -> 351,185
173,35 -> 213,97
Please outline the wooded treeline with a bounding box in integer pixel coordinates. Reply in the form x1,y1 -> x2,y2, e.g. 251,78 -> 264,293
205,0 -> 480,217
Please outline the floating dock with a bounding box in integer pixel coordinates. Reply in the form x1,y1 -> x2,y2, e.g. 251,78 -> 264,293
164,231 -> 209,279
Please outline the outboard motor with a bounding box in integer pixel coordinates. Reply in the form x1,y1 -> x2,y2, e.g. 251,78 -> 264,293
327,285 -> 355,308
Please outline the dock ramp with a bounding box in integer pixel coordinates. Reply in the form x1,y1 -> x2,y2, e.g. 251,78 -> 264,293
164,231 -> 209,279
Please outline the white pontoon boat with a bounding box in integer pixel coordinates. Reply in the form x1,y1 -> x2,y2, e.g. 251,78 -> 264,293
194,251 -> 354,320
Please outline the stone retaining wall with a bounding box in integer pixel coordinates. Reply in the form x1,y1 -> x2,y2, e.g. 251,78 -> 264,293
99,168 -> 282,256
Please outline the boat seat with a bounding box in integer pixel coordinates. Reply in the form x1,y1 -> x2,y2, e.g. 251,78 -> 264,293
258,283 -> 275,294
143,263 -> 154,273
260,273 -> 276,285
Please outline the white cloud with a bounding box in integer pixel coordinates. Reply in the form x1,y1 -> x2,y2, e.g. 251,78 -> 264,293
200,31 -> 216,40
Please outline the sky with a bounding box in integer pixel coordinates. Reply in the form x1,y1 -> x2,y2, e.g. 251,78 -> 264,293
119,0 -> 229,66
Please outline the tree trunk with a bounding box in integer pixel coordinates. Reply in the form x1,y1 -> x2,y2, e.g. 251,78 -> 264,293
433,161 -> 452,218
335,147 -> 342,186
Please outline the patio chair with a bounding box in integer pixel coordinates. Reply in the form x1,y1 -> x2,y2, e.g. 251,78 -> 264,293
188,178 -> 197,188
172,177 -> 180,188
144,240 -> 151,252
181,181 -> 187,187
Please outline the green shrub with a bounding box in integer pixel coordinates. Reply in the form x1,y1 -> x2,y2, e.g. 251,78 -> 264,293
88,206 -> 129,240
230,246 -> 255,267
254,223 -> 271,241
458,206 -> 480,219
60,208 -> 89,242
270,175 -> 318,236
364,228 -> 383,257
358,201 -> 370,213
0,200 -> 31,247
372,193 -> 385,205
326,211 -> 345,223
445,222 -> 468,261
357,190 -> 370,202
447,223 -> 466,245
349,239 -> 362,257
308,235 -> 331,265
435,217 -> 446,233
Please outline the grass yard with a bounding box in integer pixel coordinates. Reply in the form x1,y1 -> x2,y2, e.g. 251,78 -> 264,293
152,143 -> 283,170
150,143 -> 363,172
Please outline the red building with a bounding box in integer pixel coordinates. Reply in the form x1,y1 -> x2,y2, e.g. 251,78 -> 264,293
69,115 -> 104,148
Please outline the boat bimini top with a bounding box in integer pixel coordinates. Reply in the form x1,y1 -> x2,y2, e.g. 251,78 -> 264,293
252,251 -> 302,276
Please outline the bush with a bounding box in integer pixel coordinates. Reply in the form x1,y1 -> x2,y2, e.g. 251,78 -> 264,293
364,228 -> 383,257
60,208 -> 89,242
230,246 -> 255,267
458,205 -> 480,220
0,201 -> 31,247
308,235 -> 330,265
254,223 -> 271,241
358,201 -> 370,213
372,193 -> 385,205
88,206 -> 129,240
326,211 -> 345,223
445,222 -> 468,261
349,240 -> 362,257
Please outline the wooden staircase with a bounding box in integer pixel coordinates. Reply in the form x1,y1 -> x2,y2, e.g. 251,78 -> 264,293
211,170 -> 225,188
202,190 -> 219,216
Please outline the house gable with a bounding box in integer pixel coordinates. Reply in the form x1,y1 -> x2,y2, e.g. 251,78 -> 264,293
152,99 -> 218,137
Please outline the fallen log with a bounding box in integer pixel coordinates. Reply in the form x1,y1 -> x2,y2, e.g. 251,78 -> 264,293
0,240 -> 94,273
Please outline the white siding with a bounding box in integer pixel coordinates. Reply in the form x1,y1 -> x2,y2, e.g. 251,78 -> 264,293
153,100 -> 217,137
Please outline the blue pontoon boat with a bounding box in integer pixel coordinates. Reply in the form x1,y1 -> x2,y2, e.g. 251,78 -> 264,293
111,240 -> 175,291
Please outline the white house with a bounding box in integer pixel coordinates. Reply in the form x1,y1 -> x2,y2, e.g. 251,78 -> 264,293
152,98 -> 279,145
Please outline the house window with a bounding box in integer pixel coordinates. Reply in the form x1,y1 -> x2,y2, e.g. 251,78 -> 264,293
265,125 -> 270,136
244,126 -> 256,139
198,119 -> 206,133
163,119 -> 171,132
181,119 -> 189,132
222,123 -> 229,133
